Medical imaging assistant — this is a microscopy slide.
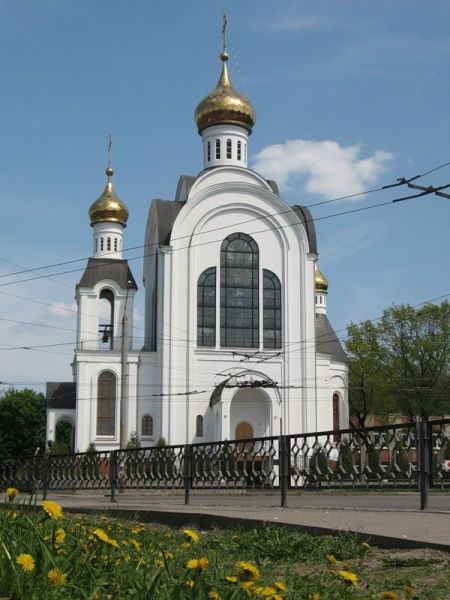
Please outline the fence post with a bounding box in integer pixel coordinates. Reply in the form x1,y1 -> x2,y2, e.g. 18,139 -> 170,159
110,451 -> 117,502
427,421 -> 434,489
417,417 -> 429,510
280,435 -> 289,508
184,444 -> 192,505
42,454 -> 50,500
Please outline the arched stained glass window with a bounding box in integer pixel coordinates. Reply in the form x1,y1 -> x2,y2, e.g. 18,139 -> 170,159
197,267 -> 216,347
196,415 -> 203,437
263,269 -> 282,349
142,414 -> 153,437
220,233 -> 259,348
96,371 -> 116,436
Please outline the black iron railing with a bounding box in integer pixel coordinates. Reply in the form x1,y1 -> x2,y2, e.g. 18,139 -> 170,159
1,419 -> 449,510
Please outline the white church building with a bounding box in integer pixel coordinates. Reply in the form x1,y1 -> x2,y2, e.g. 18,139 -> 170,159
46,38 -> 348,453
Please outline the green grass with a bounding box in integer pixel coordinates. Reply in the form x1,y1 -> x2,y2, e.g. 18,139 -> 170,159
0,494 -> 449,599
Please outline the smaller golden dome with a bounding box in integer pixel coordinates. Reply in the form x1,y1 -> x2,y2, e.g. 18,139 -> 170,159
194,51 -> 256,133
88,167 -> 129,227
315,263 -> 328,292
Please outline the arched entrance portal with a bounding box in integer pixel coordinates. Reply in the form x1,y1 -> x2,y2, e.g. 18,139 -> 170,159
230,387 -> 271,441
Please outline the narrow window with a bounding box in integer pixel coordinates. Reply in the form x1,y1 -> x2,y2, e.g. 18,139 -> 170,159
100,238 -> 104,251
207,141 -> 211,162
333,393 -> 340,443
237,141 -> 242,161
96,371 -> 116,436
263,270 -> 282,349
196,415 -> 203,437
244,143 -> 247,162
226,139 -> 232,159
220,233 -> 259,348
107,237 -> 111,251
197,267 -> 216,346
95,239 -> 98,252
142,414 -> 153,437
215,139 -> 221,159
114,238 -> 118,251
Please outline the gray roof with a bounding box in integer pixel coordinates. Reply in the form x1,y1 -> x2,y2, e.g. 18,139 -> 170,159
292,205 -> 317,255
315,313 -> 348,363
77,259 -> 138,290
147,199 -> 185,246
46,382 -> 76,409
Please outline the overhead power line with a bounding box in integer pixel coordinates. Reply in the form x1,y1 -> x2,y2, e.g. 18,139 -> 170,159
0,158 -> 449,287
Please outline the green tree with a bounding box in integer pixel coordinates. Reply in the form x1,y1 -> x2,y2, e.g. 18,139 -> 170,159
0,388 -> 46,458
380,302 -> 450,420
346,320 -> 391,427
346,301 -> 450,424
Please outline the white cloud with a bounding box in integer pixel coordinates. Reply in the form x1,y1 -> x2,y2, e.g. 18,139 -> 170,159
252,139 -> 393,198
262,15 -> 335,32
47,301 -> 77,318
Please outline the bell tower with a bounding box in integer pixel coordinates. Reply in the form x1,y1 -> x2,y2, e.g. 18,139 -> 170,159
73,148 -> 138,452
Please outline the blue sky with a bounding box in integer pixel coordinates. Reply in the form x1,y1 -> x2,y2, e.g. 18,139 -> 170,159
1,1 -> 449,392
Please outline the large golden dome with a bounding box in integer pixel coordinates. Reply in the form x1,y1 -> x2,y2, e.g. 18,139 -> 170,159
315,263 -> 328,292
89,167 -> 129,227
195,50 -> 256,134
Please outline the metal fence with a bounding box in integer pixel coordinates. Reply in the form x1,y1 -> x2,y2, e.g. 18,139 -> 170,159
1,418 -> 449,510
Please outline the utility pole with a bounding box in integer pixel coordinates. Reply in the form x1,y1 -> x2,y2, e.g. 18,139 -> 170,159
120,281 -> 133,449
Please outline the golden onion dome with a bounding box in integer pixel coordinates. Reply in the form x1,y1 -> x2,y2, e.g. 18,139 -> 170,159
194,50 -> 256,134
315,263 -> 328,292
88,167 -> 129,227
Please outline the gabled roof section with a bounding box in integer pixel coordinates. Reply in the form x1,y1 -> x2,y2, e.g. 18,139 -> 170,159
292,205 -> 317,255
147,199 -> 185,246
46,382 -> 76,409
77,259 -> 138,290
315,313 -> 348,363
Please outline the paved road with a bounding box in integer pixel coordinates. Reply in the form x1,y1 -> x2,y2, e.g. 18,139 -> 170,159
37,490 -> 450,550
48,490 -> 450,512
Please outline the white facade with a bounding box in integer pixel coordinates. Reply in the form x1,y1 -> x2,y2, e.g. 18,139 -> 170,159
46,48 -> 348,452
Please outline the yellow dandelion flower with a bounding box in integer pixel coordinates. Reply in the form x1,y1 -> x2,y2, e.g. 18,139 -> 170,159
237,561 -> 260,582
93,527 -> 109,542
226,575 -> 238,584
275,581 -> 286,591
326,554 -> 337,563
16,553 -> 35,572
42,500 -> 63,520
55,528 -> 66,547
130,539 -> 141,552
106,537 -> 118,548
209,592 -> 221,600
338,570 -> 358,586
6,487 -> 19,500
404,586 -> 415,598
311,594 -> 321,600
186,557 -> 209,571
47,569 -> 67,587
362,541 -> 370,549
185,578 -> 195,588
380,593 -> 399,600
182,528 -> 200,542
259,586 -> 277,597
241,581 -> 254,593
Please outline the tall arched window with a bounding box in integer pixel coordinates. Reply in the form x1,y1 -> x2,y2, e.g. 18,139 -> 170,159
207,141 -> 211,162
196,415 -> 203,437
221,233 -> 259,348
215,139 -> 221,159
142,414 -> 153,437
263,270 -> 282,349
237,141 -> 242,161
96,371 -> 116,436
197,267 -> 216,346
333,392 -> 340,442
